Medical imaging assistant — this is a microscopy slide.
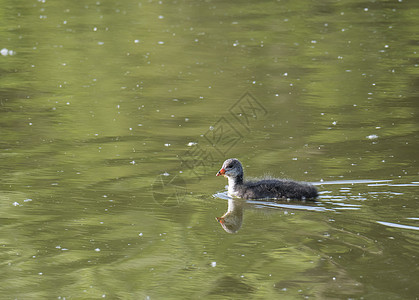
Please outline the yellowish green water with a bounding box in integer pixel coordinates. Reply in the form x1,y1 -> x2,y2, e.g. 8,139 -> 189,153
1,0 -> 419,298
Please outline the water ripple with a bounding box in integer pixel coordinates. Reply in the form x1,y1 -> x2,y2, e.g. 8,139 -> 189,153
377,221 -> 419,231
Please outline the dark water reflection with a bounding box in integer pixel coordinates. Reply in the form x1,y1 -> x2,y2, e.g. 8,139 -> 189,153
1,0 -> 419,298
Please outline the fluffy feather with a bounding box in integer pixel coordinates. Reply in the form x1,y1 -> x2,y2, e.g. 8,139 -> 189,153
216,158 -> 318,200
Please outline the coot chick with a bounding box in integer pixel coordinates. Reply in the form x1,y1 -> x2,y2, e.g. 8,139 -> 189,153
216,158 -> 318,200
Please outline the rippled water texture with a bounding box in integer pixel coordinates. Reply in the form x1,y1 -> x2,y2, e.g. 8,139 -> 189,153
1,0 -> 418,299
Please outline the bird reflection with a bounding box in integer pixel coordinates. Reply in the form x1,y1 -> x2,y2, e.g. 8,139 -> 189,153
216,198 -> 245,234
216,196 -> 330,234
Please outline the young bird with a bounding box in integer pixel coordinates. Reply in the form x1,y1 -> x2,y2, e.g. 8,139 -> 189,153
216,158 -> 318,200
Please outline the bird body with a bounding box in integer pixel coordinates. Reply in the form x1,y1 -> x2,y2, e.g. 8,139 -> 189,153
216,158 -> 318,200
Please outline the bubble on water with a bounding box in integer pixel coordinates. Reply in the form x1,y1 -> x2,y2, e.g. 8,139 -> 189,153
94,248 -> 101,252
211,261 -> 217,267
366,134 -> 378,140
12,202 -> 20,206
1,48 -> 14,56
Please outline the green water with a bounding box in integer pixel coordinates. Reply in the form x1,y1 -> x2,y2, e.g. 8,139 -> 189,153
1,0 -> 418,299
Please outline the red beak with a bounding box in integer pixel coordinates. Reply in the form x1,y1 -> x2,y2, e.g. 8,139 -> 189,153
216,168 -> 225,176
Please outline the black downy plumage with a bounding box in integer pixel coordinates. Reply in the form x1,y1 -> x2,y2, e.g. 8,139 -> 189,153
216,158 -> 318,200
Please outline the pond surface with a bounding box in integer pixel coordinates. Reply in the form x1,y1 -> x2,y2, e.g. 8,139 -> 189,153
1,0 -> 419,299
